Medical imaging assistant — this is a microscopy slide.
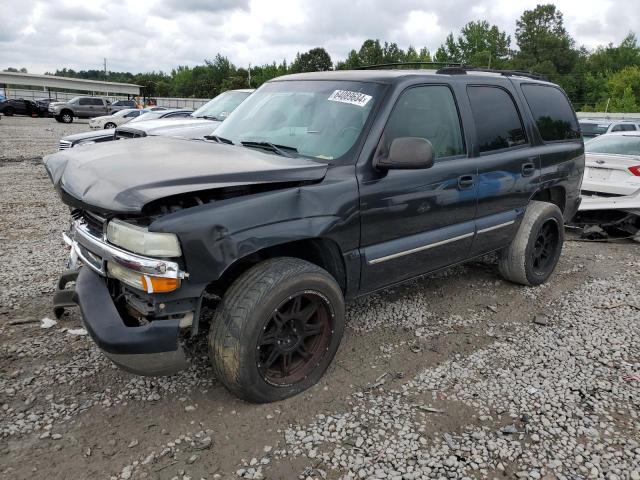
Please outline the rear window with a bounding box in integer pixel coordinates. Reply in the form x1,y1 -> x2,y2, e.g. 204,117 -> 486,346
580,122 -> 610,137
522,84 -> 580,141
585,135 -> 640,156
468,86 -> 527,153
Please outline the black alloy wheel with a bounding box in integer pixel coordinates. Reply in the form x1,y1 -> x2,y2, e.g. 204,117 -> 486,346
530,218 -> 560,276
257,292 -> 332,386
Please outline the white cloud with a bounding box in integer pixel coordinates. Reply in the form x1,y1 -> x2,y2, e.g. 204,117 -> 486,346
0,0 -> 637,74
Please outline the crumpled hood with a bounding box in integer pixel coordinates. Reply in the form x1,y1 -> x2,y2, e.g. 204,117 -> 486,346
44,136 -> 328,214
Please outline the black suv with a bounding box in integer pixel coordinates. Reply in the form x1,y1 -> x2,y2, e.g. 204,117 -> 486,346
46,68 -> 584,403
0,98 -> 47,117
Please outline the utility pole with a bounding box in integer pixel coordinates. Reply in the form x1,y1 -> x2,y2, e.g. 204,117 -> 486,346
248,63 -> 251,88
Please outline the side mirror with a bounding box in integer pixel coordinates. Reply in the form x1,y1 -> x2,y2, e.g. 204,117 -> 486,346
375,137 -> 435,170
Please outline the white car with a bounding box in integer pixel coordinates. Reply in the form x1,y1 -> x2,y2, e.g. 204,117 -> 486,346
581,132 -> 640,196
89,108 -> 148,129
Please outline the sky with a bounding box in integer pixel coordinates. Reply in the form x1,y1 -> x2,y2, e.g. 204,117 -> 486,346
0,0 -> 638,75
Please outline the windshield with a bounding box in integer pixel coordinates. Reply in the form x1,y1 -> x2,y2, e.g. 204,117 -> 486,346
192,90 -> 252,120
580,122 -> 610,137
586,135 -> 640,156
214,81 -> 382,161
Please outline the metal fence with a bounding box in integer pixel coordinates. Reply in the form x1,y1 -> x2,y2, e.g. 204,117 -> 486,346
3,88 -> 210,110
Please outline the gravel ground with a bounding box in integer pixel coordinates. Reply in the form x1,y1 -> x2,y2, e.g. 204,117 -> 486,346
0,116 -> 638,479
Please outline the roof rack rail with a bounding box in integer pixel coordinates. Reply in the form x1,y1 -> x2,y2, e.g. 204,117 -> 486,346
435,66 -> 548,81
357,61 -> 463,70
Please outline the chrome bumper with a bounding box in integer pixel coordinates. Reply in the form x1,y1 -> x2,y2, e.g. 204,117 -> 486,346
63,219 -> 187,280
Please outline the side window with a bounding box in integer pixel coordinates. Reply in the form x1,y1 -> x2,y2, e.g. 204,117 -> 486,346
78,98 -> 91,105
468,86 -> 526,153
381,85 -> 465,159
91,98 -> 104,106
521,84 -> 580,141
125,111 -> 139,117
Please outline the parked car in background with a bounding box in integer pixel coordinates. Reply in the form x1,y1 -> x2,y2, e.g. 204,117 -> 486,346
49,96 -> 111,123
129,108 -> 193,123
579,119 -> 640,139
574,132 -> 640,238
89,108 -> 149,129
47,69 -> 583,403
57,90 -> 253,150
110,99 -> 138,113
581,132 -> 640,196
0,98 -> 47,117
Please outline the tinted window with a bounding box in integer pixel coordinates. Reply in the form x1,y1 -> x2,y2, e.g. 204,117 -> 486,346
468,86 -> 526,153
78,98 -> 91,105
522,84 -> 580,141
381,86 -> 465,159
90,98 -> 104,106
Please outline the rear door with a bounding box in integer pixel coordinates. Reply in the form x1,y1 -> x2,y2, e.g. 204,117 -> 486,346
90,98 -> 107,116
358,83 -> 477,292
466,84 -> 538,254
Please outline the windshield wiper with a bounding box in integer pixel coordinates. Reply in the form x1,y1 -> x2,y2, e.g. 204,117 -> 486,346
204,134 -> 234,145
199,115 -> 222,121
240,141 -> 298,158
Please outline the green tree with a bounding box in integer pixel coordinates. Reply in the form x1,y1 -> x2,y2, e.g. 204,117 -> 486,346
588,33 -> 640,75
358,39 -> 384,66
290,47 -> 332,73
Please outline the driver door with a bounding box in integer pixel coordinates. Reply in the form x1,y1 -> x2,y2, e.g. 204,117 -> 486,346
358,85 -> 478,292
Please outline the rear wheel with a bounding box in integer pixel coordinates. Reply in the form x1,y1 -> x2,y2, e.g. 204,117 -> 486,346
209,257 -> 345,403
498,201 -> 564,286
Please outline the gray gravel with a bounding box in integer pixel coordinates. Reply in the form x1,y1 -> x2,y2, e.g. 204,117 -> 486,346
255,269 -> 640,480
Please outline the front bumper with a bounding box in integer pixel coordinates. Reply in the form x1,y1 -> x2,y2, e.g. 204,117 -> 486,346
57,219 -> 193,376
74,267 -> 188,376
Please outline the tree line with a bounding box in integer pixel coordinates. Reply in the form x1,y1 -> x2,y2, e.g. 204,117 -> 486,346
6,4 -> 640,112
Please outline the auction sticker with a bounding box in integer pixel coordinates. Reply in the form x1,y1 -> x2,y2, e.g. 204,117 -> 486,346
328,90 -> 372,107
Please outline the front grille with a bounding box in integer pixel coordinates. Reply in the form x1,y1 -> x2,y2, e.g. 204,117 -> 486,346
72,209 -> 106,238
58,140 -> 72,150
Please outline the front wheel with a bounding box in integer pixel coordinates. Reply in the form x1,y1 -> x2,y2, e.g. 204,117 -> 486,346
3,107 -> 14,116
498,200 -> 564,286
209,258 -> 345,403
104,122 -> 116,129
60,111 -> 73,123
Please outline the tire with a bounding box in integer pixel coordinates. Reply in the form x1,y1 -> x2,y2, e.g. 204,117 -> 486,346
209,257 -> 345,403
4,107 -> 14,116
498,200 -> 564,286
104,122 -> 116,129
60,111 -> 73,123
54,116 -> 63,123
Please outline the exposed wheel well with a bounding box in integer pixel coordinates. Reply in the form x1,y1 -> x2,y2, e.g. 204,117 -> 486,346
207,238 -> 347,297
532,186 -> 566,213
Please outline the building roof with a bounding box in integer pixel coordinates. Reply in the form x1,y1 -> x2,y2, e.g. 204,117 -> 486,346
0,71 -> 141,95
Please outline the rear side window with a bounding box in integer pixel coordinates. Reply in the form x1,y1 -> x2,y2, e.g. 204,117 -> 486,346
468,86 -> 526,153
79,98 -> 91,105
522,84 -> 580,141
90,98 -> 104,106
382,85 -> 465,159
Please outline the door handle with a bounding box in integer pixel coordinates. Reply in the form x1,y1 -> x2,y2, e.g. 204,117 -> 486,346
457,174 -> 475,190
522,163 -> 535,177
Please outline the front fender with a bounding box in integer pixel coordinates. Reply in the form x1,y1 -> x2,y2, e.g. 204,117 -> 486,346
149,167 -> 360,283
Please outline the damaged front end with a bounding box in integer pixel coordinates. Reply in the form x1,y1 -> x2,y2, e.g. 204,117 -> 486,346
573,189 -> 640,240
55,210 -> 204,376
